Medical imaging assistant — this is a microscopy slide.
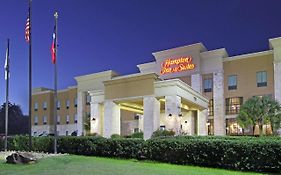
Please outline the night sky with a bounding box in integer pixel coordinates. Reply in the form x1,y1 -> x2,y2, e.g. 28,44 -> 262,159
0,0 -> 281,114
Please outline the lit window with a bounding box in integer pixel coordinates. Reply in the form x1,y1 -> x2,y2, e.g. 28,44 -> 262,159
66,100 -> 70,109
66,115 -> 70,124
225,97 -> 243,115
208,99 -> 214,116
34,102 -> 38,111
43,116 -> 47,125
228,75 -> 237,90
34,116 -> 38,125
86,95 -> 91,105
74,98 -> 77,107
57,115 -> 60,125
74,114 -> 78,123
203,79 -> 212,92
57,100 -> 61,110
43,102 -> 47,110
256,71 -> 267,87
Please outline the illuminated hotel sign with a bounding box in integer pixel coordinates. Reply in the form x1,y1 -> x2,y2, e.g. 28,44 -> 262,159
160,57 -> 195,75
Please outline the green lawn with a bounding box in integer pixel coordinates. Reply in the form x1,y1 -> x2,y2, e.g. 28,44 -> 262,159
0,155 -> 264,175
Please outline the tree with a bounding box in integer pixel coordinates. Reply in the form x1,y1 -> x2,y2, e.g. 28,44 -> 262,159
0,102 -> 29,135
237,96 -> 281,136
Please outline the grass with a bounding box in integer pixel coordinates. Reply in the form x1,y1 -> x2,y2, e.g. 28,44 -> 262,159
0,155 -> 265,175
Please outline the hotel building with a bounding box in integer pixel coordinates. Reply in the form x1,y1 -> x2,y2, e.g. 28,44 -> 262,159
32,37 -> 281,139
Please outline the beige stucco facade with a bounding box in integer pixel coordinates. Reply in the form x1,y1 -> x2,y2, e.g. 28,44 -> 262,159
31,36 -> 281,138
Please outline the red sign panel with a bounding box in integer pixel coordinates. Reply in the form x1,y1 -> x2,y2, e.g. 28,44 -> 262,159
160,57 -> 195,75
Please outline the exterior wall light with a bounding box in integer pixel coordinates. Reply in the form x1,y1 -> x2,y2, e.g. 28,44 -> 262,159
178,113 -> 183,117
92,117 -> 96,121
168,113 -> 172,117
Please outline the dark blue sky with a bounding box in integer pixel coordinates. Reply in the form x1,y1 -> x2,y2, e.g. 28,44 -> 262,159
1,0 -> 281,114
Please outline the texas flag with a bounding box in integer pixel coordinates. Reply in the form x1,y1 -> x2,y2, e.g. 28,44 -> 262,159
51,26 -> 56,64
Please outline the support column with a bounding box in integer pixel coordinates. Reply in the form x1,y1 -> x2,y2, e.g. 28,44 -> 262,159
143,97 -> 160,140
198,109 -> 208,135
191,74 -> 202,93
213,71 -> 225,135
165,95 -> 181,134
90,102 -> 102,135
77,91 -> 85,136
274,62 -> 281,103
103,100 -> 120,138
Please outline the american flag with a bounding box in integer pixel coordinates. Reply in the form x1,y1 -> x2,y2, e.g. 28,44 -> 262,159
25,17 -> 30,42
51,25 -> 56,64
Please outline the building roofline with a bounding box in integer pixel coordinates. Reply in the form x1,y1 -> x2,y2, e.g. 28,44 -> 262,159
223,50 -> 273,62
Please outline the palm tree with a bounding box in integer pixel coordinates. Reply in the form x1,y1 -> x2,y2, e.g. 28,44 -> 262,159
237,96 -> 281,136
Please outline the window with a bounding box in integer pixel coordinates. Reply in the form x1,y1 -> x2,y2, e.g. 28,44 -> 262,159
134,115 -> 140,120
257,71 -> 267,87
43,102 -> 47,110
43,116 -> 47,125
86,95 -> 91,105
225,97 -> 243,115
66,115 -> 70,124
34,116 -> 38,125
66,100 -> 70,109
57,100 -> 60,110
226,118 -> 243,135
57,115 -> 60,125
34,102 -> 38,111
208,99 -> 214,116
203,79 -> 212,92
228,75 -> 237,90
74,98 -> 77,107
66,131 -> 69,136
74,114 -> 78,123
134,128 -> 140,133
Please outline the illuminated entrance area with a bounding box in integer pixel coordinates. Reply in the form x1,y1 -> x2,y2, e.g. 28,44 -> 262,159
88,73 -> 209,139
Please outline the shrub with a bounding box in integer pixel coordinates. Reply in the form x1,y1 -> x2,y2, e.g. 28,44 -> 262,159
110,134 -> 122,139
151,129 -> 175,138
130,132 -> 143,139
141,137 -> 281,172
3,135 -> 281,173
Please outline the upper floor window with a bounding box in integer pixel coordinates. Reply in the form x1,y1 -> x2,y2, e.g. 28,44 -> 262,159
43,116 -> 47,125
66,100 -> 70,109
203,78 -> 212,92
256,71 -> 267,87
74,114 -> 78,123
34,116 -> 38,125
34,102 -> 38,111
57,100 -> 61,110
86,95 -> 91,105
43,102 -> 47,110
225,97 -> 243,115
74,98 -> 77,107
57,115 -> 60,125
208,99 -> 214,116
228,75 -> 237,90
66,115 -> 70,124
134,115 -> 140,120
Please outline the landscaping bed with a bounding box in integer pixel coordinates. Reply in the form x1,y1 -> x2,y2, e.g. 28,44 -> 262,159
1,135 -> 280,173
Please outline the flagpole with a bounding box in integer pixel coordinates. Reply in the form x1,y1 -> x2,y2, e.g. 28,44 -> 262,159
53,11 -> 58,154
28,0 -> 32,151
4,39 -> 10,152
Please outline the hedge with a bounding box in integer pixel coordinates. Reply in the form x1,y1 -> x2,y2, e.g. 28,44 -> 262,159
0,135 -> 280,173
